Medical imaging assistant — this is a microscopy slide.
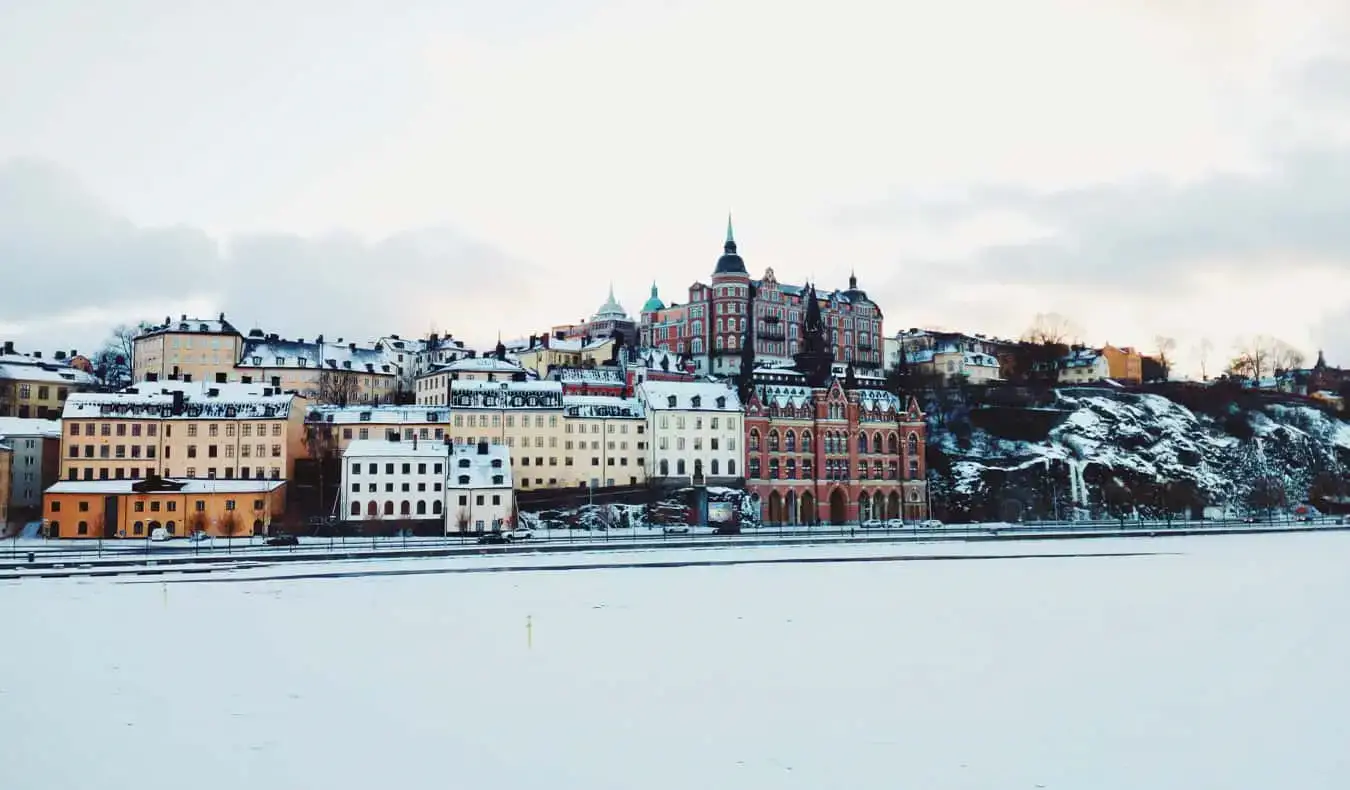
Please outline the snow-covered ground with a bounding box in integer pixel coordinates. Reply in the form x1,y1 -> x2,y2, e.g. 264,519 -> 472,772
4,532 -> 1349,789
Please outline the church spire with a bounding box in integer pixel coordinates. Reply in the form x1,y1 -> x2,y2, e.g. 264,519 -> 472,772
725,212 -> 736,253
849,268 -> 857,290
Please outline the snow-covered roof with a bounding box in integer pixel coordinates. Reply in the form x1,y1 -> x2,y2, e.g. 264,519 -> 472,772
524,337 -> 613,354
756,383 -> 814,409
554,368 -> 624,384
450,379 -> 564,410
451,379 -> 561,394
45,478 -> 285,495
1061,349 -> 1106,369
0,417 -> 63,438
309,406 -> 450,424
855,388 -> 901,413
342,438 -> 454,458
562,395 -> 646,419
437,357 -> 527,374
137,315 -> 241,338
63,388 -> 297,420
638,381 -> 740,411
237,338 -> 397,375
0,360 -> 99,386
446,441 -> 513,489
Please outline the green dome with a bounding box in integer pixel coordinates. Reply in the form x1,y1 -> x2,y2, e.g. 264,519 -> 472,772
641,281 -> 665,313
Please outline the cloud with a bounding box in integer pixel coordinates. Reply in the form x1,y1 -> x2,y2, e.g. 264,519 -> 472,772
0,159 -> 536,351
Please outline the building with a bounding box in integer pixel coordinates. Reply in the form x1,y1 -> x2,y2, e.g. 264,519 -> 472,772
412,334 -> 472,378
42,477 -> 288,539
639,285 -> 691,356
1058,348 -> 1112,384
234,332 -> 401,404
60,382 -> 309,484
1100,344 -> 1143,384
132,314 -> 245,385
0,417 -> 62,527
889,330 -> 1007,384
514,335 -> 616,379
560,395 -> 647,488
638,380 -> 742,487
638,218 -> 884,376
415,353 -> 530,406
0,348 -> 100,418
744,368 -> 928,525
444,380 -> 565,489
0,441 -> 10,530
552,368 -> 627,397
340,437 -> 514,533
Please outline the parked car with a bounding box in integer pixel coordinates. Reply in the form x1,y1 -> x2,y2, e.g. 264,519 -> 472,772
919,519 -> 944,529
860,519 -> 885,529
188,530 -> 209,543
884,518 -> 905,529
149,527 -> 171,542
664,525 -> 691,535
509,529 -> 534,541
265,534 -> 299,546
477,532 -> 509,545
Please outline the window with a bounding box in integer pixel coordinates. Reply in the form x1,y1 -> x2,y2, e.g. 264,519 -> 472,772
188,424 -> 198,437
458,475 -> 470,485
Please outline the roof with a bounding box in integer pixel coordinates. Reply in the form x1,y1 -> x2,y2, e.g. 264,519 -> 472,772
451,379 -> 561,394
446,442 -> 513,489
342,438 -> 455,458
554,368 -> 624,384
638,381 -> 740,411
592,285 -> 630,321
63,388 -> 297,420
137,315 -> 241,338
562,395 -> 646,419
238,338 -> 397,375
438,356 -> 526,374
310,406 -> 450,425
0,417 -> 63,438
0,360 -> 99,386
44,478 -> 286,495
641,282 -> 665,313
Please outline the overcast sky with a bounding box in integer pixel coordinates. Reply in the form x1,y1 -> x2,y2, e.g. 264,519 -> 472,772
4,0 -> 1350,375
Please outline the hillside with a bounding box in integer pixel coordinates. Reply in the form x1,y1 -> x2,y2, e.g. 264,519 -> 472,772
925,385 -> 1350,522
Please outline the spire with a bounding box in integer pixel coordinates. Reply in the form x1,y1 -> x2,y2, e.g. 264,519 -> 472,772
736,282 -> 758,406
849,268 -> 857,290
724,212 -> 736,253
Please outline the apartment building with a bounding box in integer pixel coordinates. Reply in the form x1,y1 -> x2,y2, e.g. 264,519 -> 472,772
42,476 -> 287,539
0,348 -> 99,418
558,395 -> 647,488
339,437 -> 514,532
415,356 -> 530,406
60,382 -> 308,483
0,441 -> 10,529
889,329 -> 1007,384
234,332 -> 400,404
0,417 -> 62,526
637,380 -> 742,487
132,314 -> 245,385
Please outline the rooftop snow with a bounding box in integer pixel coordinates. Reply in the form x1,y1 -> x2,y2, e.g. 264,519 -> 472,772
0,361 -> 99,386
63,389 -> 297,420
309,406 -> 450,424
44,478 -> 285,495
237,338 -> 397,374
638,381 -> 739,411
342,438 -> 456,458
0,417 -> 63,438
562,395 -> 646,419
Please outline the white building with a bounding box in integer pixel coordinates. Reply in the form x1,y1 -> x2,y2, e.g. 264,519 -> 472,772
637,380 -> 742,487
1059,348 -> 1113,384
415,356 -> 531,406
0,417 -> 62,521
561,394 -> 648,488
340,437 -> 514,533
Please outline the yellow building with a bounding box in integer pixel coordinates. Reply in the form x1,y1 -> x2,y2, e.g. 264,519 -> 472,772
42,477 -> 288,539
60,382 -> 309,484
1101,344 -> 1143,384
0,350 -> 99,419
234,333 -> 401,404
415,356 -> 530,406
0,440 -> 11,529
133,314 -> 244,385
514,336 -> 615,378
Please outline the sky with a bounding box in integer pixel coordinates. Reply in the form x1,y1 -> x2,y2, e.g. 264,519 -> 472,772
4,0 -> 1350,376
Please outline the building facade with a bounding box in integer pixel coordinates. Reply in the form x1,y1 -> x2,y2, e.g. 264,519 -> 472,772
1100,344 -> 1143,384
0,417 -> 62,525
0,442 -> 10,529
559,395 -> 647,488
340,438 -> 514,532
744,371 -> 929,525
890,330 -> 1007,384
415,355 -> 531,406
60,383 -> 308,483
638,219 -> 884,377
514,336 -> 615,379
0,349 -> 99,418
132,314 -> 245,385
638,380 -> 743,487
1059,349 -> 1112,384
43,477 -> 287,539
234,332 -> 400,404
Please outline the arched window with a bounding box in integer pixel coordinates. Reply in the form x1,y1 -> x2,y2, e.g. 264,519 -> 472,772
400,501 -> 411,515
367,501 -> 378,516
803,459 -> 813,479
888,433 -> 899,454
677,459 -> 686,475
857,433 -> 868,453
383,501 -> 394,516
458,475 -> 470,485
872,433 -> 883,454
433,500 -> 443,514
907,432 -> 919,455
768,430 -> 780,452
716,336 -> 724,350
350,501 -> 361,516
769,459 -> 780,479
786,458 -> 796,479
785,430 -> 796,452
801,431 -> 812,452
716,318 -> 724,333
749,429 -> 760,451
660,459 -> 670,476
728,459 -> 736,476
416,500 -> 427,515
749,457 -> 760,478
710,459 -> 720,475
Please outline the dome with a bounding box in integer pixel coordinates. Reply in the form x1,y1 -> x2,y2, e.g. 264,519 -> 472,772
713,214 -> 747,275
641,282 -> 665,313
593,284 -> 629,320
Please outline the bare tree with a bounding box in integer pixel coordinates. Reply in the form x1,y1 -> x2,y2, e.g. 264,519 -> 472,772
1154,336 -> 1177,380
187,509 -> 209,537
218,509 -> 240,539
93,322 -> 148,389
1195,337 -> 1214,380
1247,475 -> 1288,520
1229,336 -> 1305,381
317,369 -> 361,406
1022,313 -> 1081,346
455,508 -> 472,533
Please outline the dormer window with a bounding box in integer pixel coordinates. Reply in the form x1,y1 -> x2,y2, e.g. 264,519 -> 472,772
691,395 -> 702,408
359,411 -> 371,422
343,361 -> 351,369
491,458 -> 502,467
298,358 -> 308,367
458,459 -> 470,468
251,356 -> 262,366
275,357 -> 285,366
492,475 -> 504,485
667,395 -> 677,408
199,324 -> 208,332
458,475 -> 470,485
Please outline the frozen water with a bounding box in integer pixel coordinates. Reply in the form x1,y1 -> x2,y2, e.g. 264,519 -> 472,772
3,533 -> 1349,789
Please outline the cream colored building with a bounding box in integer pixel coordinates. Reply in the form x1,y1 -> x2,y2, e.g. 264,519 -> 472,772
638,380 -> 742,486
132,314 -> 244,385
1,351 -> 99,419
514,336 -> 615,378
415,356 -> 530,406
889,330 -> 1005,384
60,381 -> 309,484
235,332 -> 400,404
1058,349 -> 1112,384
340,438 -> 515,532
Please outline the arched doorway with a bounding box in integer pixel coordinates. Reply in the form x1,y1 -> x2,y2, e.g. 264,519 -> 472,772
801,491 -> 816,525
768,491 -> 783,524
785,491 -> 798,525
857,492 -> 871,522
888,492 -> 901,519
252,519 -> 265,535
829,488 -> 848,525
873,491 -> 885,521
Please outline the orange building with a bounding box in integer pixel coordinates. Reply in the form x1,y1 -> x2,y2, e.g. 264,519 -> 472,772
1100,345 -> 1143,383
43,477 -> 287,539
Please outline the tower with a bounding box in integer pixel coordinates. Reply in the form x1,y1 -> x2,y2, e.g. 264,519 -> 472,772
793,283 -> 834,387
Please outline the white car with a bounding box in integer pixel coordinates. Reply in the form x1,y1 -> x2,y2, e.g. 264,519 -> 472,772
509,529 -> 534,541
149,527 -> 171,542
918,519 -> 944,529
664,525 -> 691,535
188,531 -> 209,543
885,518 -> 905,529
860,519 -> 885,529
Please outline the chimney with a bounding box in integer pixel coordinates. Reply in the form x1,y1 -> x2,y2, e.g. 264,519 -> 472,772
218,312 -> 225,321
33,351 -> 41,359
71,349 -> 77,358
349,342 -> 356,351
2,340 -> 13,354
183,373 -> 193,383
181,314 -> 187,321
54,351 -> 66,361
316,334 -> 324,344
171,391 -> 185,416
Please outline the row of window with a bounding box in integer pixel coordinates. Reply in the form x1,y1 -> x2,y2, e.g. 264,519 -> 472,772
51,496 -> 258,515
69,422 -> 281,438
656,436 -> 733,451
64,440 -> 279,461
348,492 -> 503,517
656,415 -> 738,431
748,430 -> 920,455
12,384 -> 69,401
747,457 -> 921,480
654,458 -> 737,477
64,466 -> 281,481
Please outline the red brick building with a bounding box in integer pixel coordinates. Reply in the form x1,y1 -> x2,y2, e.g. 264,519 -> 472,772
743,367 -> 928,525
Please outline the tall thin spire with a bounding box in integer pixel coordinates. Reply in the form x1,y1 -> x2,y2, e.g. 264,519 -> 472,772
724,212 -> 736,253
